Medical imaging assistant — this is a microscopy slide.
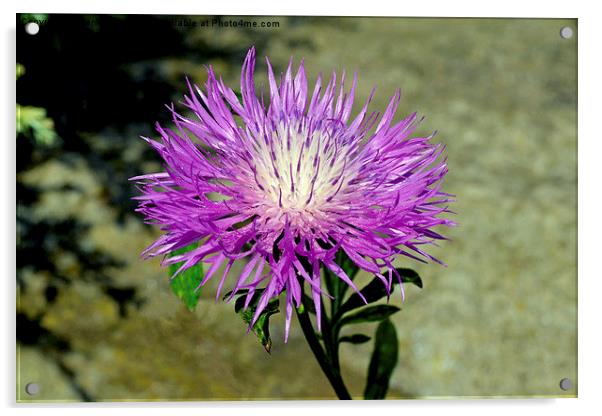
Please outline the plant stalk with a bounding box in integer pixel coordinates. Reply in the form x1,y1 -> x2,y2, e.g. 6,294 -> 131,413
295,301 -> 351,400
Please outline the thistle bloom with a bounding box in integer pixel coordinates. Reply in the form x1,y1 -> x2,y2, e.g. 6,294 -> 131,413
132,47 -> 454,340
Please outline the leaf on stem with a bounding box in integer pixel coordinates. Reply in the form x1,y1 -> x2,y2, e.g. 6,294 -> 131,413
234,290 -> 279,353
339,278 -> 395,316
339,334 -> 371,344
337,268 -> 423,317
363,319 -> 399,400
168,243 -> 204,311
325,250 -> 360,303
298,293 -> 316,314
394,268 -> 423,288
338,304 -> 400,327
336,249 -> 360,281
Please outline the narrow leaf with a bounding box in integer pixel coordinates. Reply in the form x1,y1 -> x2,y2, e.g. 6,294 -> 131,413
223,288 -> 249,301
338,277 -> 396,316
336,269 -> 422,319
326,249 -> 360,315
339,304 -> 400,327
168,243 -> 203,311
394,268 -> 423,288
235,291 -> 279,353
336,249 -> 360,282
339,334 -> 371,344
364,319 -> 399,400
234,289 -> 264,313
301,293 -> 317,314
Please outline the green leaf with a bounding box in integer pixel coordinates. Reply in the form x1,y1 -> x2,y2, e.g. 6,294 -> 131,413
364,319 -> 399,400
301,293 -> 317,314
17,105 -> 58,145
334,268 -> 422,321
234,290 -> 279,354
394,268 -> 423,288
339,334 -> 371,344
338,278 -> 397,317
222,288 -> 249,301
324,249 -> 360,316
168,243 -> 203,311
233,289 -> 264,313
339,304 -> 400,327
19,14 -> 49,27
17,63 -> 25,80
336,249 -> 360,281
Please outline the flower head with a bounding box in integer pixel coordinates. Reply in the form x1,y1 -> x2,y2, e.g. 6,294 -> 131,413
132,47 -> 454,340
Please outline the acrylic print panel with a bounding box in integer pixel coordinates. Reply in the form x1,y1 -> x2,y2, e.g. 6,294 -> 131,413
16,14 -> 577,401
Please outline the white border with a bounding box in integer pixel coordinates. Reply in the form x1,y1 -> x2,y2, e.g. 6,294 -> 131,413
8,0 -> 584,17
3,1 -> 601,415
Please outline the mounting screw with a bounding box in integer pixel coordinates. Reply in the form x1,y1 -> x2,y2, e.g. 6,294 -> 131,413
25,382 -> 40,396
559,26 -> 573,39
25,22 -> 40,35
559,378 -> 573,391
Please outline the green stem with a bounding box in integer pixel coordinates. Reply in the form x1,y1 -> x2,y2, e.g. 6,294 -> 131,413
319,298 -> 341,372
296,285 -> 351,400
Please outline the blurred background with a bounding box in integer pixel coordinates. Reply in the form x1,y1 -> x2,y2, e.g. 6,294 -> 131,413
16,15 -> 577,401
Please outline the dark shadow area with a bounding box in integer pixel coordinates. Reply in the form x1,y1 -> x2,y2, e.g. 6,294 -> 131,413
16,14 -> 245,400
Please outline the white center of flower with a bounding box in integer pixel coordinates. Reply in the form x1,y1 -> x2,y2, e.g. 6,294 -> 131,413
249,121 -> 352,228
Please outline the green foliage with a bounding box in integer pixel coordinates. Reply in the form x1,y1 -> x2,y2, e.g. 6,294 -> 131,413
339,334 -> 371,344
337,269 -> 423,319
17,63 -> 25,80
19,14 -> 48,25
226,248 -> 418,399
336,250 -> 360,281
17,63 -> 59,146
167,243 -> 204,311
233,289 -> 280,353
339,304 -> 400,327
323,249 -> 360,315
394,268 -> 423,288
301,293 -> 316,314
291,250 -> 418,399
17,106 -> 59,146
338,278 -> 394,317
364,319 -> 399,399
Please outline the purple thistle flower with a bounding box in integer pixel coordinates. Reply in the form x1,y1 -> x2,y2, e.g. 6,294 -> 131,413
132,47 -> 455,341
